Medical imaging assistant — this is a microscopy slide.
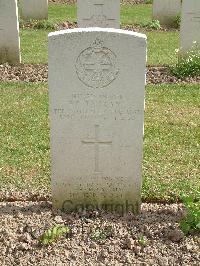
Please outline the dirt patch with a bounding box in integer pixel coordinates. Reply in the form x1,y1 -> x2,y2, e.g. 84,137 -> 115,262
0,63 -> 199,85
0,200 -> 199,266
123,24 -> 179,32
147,66 -> 200,85
0,63 -> 48,83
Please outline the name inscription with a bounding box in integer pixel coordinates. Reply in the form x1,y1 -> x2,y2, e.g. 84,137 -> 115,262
187,12 -> 200,22
53,93 -> 142,121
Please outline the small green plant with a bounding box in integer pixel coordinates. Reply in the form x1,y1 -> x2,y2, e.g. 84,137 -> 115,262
173,14 -> 181,29
147,20 -> 161,30
170,44 -> 200,78
138,235 -> 148,247
180,194 -> 200,235
91,225 -> 113,241
139,20 -> 161,30
144,0 -> 153,4
39,225 -> 70,245
33,20 -> 56,30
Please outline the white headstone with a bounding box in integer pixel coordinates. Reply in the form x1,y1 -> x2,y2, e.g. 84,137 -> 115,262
48,28 -> 146,214
0,0 -> 21,64
180,0 -> 200,54
153,0 -> 181,26
77,0 -> 120,28
21,0 -> 48,20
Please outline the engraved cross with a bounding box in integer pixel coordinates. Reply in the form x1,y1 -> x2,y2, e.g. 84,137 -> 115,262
187,12 -> 200,22
82,125 -> 112,173
85,58 -> 111,73
83,1 -> 115,26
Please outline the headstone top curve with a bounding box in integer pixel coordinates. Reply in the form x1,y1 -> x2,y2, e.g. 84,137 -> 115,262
48,28 -> 147,40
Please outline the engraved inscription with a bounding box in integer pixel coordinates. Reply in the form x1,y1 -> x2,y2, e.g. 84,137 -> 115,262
83,2 -> 115,27
53,93 -> 142,121
187,12 -> 200,22
0,26 -> 4,35
82,125 -> 112,173
76,39 -> 119,89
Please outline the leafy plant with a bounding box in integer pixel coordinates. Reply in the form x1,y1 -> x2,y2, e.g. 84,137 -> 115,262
170,44 -> 200,78
91,225 -> 113,241
144,0 -> 153,4
146,20 -> 161,30
138,235 -> 148,247
173,14 -> 181,29
39,225 -> 70,245
139,20 -> 161,30
180,194 -> 200,235
33,20 -> 56,30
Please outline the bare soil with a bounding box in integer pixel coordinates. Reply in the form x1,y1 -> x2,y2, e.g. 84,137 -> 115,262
0,199 -> 199,266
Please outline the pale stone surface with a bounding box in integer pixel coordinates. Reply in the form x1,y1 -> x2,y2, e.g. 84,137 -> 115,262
48,28 -> 146,214
153,0 -> 181,26
77,0 -> 120,28
0,0 -> 21,64
21,0 -> 48,20
180,0 -> 200,54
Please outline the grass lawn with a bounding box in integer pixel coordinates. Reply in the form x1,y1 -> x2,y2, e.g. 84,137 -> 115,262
0,83 -> 199,202
19,3 -> 179,65
121,4 -> 152,26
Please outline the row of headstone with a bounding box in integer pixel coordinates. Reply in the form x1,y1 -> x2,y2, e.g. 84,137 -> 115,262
79,0 -> 199,56
0,0 -> 199,65
0,0 -> 48,64
153,0 -> 200,55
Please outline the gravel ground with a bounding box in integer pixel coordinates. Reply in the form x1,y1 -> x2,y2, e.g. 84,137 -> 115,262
0,63 -> 199,84
0,200 -> 199,266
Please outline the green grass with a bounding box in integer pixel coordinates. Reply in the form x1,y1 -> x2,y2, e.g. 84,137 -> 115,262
121,4 -> 152,26
147,31 -> 179,65
48,3 -> 76,24
0,83 -> 199,201
20,30 -> 48,64
0,82 -> 50,190
143,84 -> 200,201
19,3 -> 179,65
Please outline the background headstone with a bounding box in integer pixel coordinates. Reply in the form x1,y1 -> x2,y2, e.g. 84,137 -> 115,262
77,0 -> 120,28
180,0 -> 200,54
153,0 -> 181,26
48,28 -> 146,214
20,0 -> 48,20
0,0 -> 21,64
